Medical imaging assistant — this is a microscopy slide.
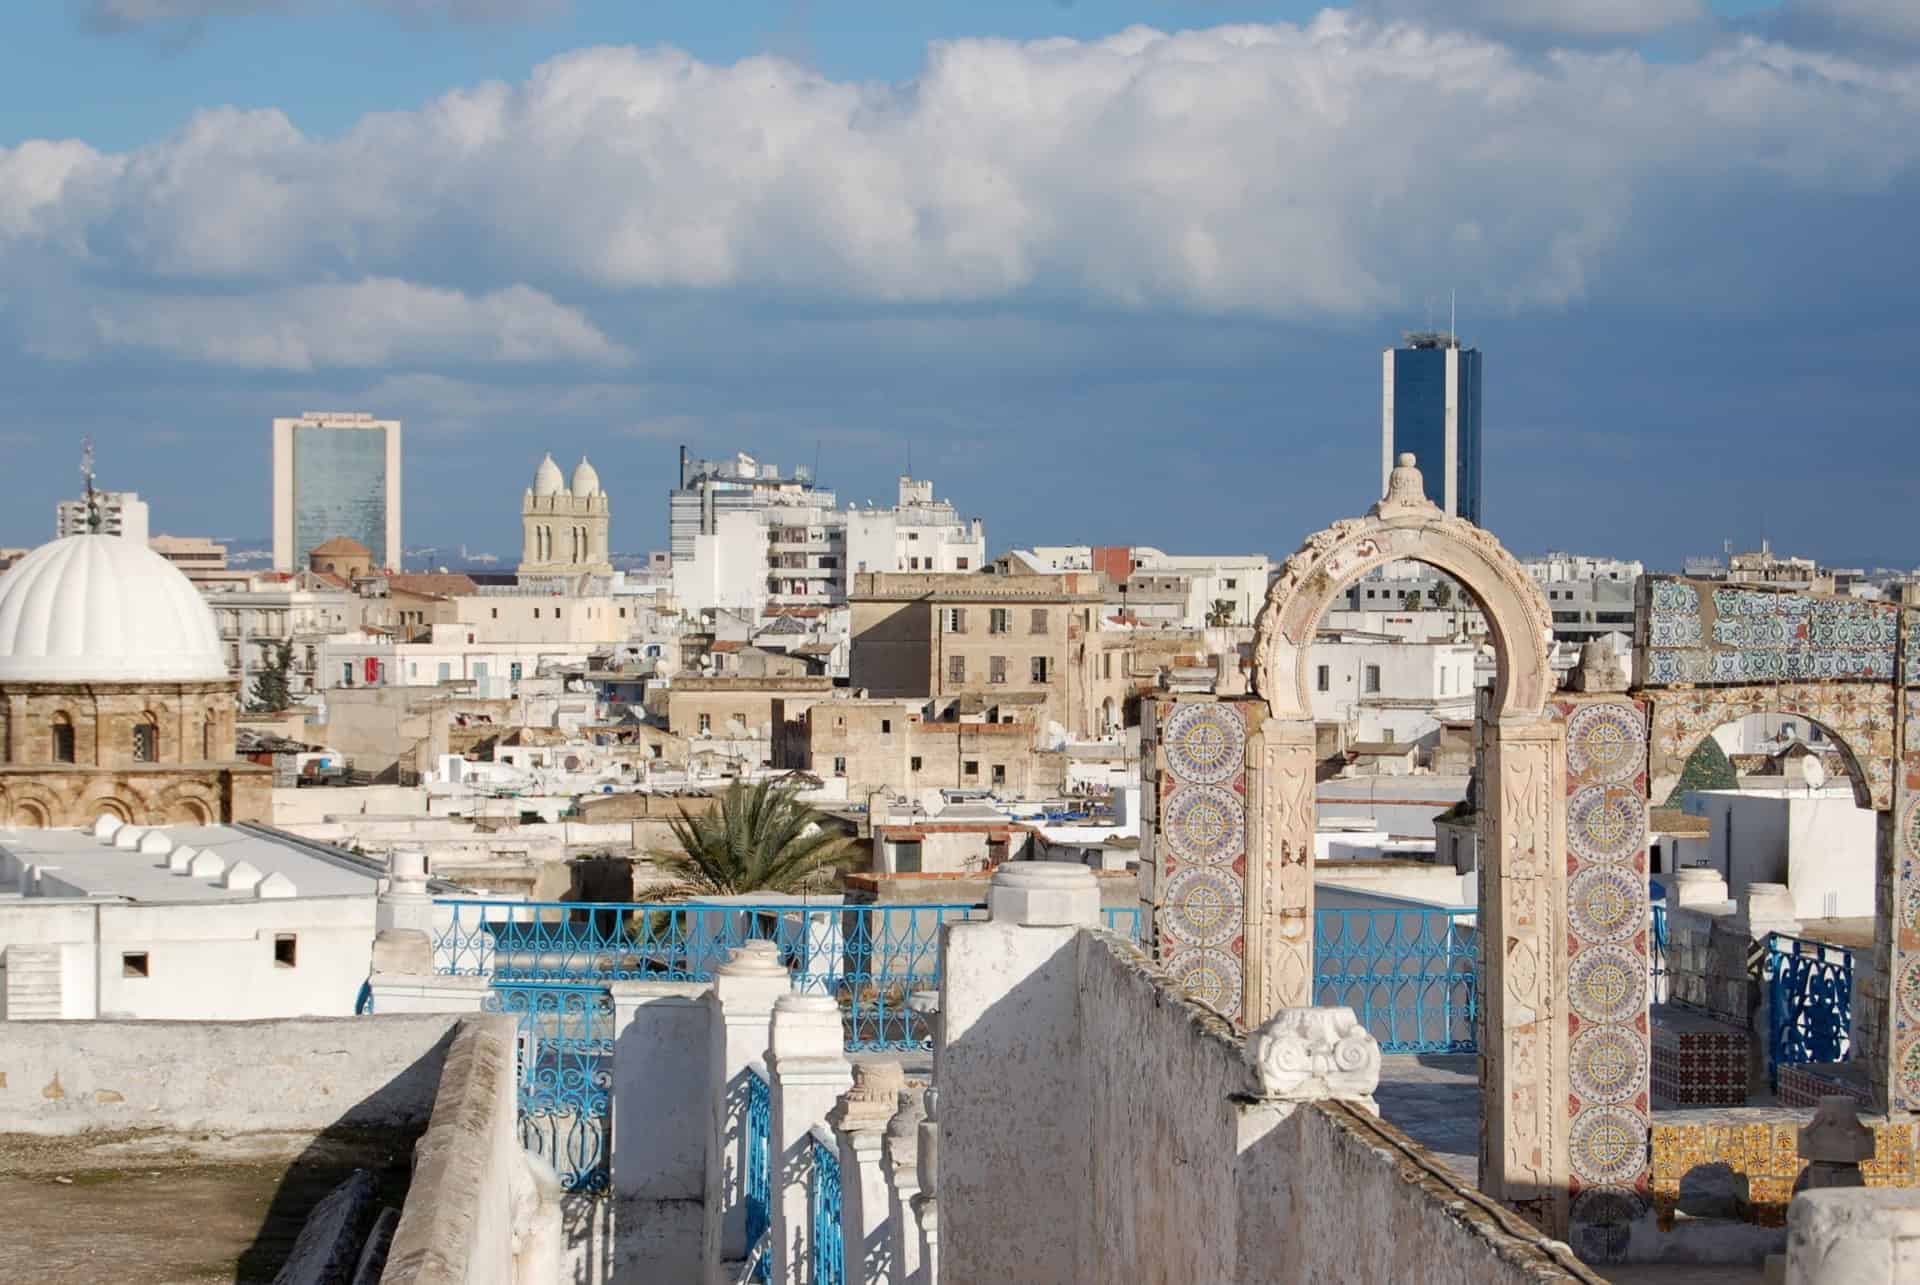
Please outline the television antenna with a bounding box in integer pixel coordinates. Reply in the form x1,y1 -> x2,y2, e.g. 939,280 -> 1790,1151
79,437 -> 100,533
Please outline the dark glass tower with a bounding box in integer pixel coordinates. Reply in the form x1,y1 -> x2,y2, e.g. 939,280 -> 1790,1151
1382,334 -> 1482,525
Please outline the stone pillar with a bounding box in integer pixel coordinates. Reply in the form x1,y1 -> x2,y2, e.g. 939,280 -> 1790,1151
1246,1005 -> 1382,1114
768,993 -> 852,1285
1478,715 -> 1569,1232
1784,1188 -> 1920,1283
829,1062 -> 904,1285
1240,717 -> 1313,1027
913,1094 -> 939,1285
1672,866 -> 1730,909
882,1090 -> 926,1285
703,942 -> 791,1283
1798,1096 -> 1873,1192
941,862 -> 1097,1284
376,849 -> 433,934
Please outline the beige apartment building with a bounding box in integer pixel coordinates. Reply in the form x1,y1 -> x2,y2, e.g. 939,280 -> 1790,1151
807,699 -> 1062,801
848,571 -> 1126,738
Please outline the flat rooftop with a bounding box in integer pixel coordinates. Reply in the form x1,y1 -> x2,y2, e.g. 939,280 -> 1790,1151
0,823 -> 383,903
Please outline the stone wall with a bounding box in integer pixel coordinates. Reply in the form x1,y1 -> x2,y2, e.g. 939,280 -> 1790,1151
0,1013 -> 464,1134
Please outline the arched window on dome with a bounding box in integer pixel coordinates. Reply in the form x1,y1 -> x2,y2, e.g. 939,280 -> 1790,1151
51,712 -> 75,764
133,713 -> 159,764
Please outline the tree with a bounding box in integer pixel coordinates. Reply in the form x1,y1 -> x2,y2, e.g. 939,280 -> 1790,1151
248,641 -> 295,712
643,779 -> 857,897
1403,589 -> 1424,611
1432,582 -> 1454,609
1665,736 -> 1738,806
1206,598 -> 1236,627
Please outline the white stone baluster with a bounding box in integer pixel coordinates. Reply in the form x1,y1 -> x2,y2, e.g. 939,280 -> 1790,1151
703,941 -> 792,1284
768,994 -> 853,1284
829,1061 -> 904,1285
1246,1004 -> 1383,1116
882,1089 -> 926,1285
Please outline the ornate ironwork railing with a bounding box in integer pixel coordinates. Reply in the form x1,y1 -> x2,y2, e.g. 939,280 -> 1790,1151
1101,905 -> 1143,940
746,1062 -> 771,1284
436,899 -> 984,1050
811,1127 -> 846,1285
483,981 -> 614,1192
1314,906 -> 1479,1054
1765,932 -> 1853,1085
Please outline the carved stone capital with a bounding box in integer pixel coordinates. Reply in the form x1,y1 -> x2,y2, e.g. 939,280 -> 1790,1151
1247,1005 -> 1380,1111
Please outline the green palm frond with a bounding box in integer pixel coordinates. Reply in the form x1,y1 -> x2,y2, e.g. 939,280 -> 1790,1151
645,779 -> 857,898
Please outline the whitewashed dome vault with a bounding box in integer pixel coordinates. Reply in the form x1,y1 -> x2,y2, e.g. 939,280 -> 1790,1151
0,535 -> 229,683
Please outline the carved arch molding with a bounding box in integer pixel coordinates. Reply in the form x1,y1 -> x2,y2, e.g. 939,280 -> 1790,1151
1246,459 -> 1578,1234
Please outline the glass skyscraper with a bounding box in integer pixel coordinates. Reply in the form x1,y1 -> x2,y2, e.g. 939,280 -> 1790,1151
1381,335 -> 1482,525
272,413 -> 403,572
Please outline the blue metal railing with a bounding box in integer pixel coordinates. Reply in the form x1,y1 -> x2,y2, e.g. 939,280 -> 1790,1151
1101,905 -> 1143,940
354,978 -> 374,1015
435,899 -> 982,1050
1650,903 -> 1669,1005
811,1129 -> 846,1285
1313,906 -> 1479,1054
1765,932 -> 1852,1086
746,1063 -> 771,1283
483,981 -> 614,1192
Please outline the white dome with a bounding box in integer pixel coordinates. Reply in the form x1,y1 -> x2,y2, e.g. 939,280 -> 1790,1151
532,453 -> 567,497
0,536 -> 229,683
571,456 -> 602,498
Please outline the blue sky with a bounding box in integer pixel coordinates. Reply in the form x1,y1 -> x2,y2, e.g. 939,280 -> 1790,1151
2,0 -> 1916,567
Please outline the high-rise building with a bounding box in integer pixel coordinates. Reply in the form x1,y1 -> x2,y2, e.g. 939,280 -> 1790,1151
271,412 -> 403,573
1381,333 -> 1482,525
55,490 -> 149,544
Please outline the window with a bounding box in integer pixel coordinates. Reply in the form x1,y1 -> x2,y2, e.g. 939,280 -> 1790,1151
908,532 -> 920,541
619,608 -> 627,618
51,713 -> 75,764
273,935 -> 298,969
1031,657 -> 1051,683
990,608 -> 1011,634
122,951 -> 150,979
555,608 -> 562,619
944,608 -> 968,634
909,557 -> 920,570
437,663 -> 452,682
964,760 -> 979,776
1029,609 -> 1048,635
834,756 -> 847,775
910,756 -> 923,772
203,716 -> 216,761
992,763 -> 1006,786
1316,665 -> 1331,693
699,714 -> 712,734
491,607 -> 499,619
990,656 -> 1007,684
948,656 -> 966,683
1224,578 -> 1237,590
1364,665 -> 1381,694
510,662 -> 523,681
133,717 -> 158,764
880,719 -> 893,734
956,558 -> 969,570
1102,653 -> 1113,679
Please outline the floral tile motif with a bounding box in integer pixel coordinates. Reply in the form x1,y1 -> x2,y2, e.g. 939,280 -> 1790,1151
1642,575 -> 1898,688
1148,698 -> 1249,1025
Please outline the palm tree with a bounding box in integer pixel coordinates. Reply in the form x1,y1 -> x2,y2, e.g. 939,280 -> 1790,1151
643,778 -> 857,898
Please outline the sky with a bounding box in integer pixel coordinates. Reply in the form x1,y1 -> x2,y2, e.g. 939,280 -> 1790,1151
1,0 -> 1916,568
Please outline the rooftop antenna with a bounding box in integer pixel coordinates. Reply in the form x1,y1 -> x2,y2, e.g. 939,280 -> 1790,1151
1449,289 -> 1457,346
79,436 -> 100,534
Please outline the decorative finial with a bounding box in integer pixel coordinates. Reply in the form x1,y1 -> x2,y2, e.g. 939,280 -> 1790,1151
1374,451 -> 1439,517
79,437 -> 100,534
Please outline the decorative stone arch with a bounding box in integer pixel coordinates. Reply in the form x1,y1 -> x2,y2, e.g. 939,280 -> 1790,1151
1250,456 -> 1571,1230
85,794 -> 135,824
1645,686 -> 1893,813
1,784 -> 58,829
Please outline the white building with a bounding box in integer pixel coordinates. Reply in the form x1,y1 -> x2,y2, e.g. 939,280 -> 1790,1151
846,476 -> 985,577
56,489 -> 149,544
203,573 -> 360,698
1520,552 -> 1643,644
0,819 -> 384,1020
673,509 -> 772,615
1121,547 -> 1270,628
1307,631 -> 1478,748
1675,781 -> 1877,919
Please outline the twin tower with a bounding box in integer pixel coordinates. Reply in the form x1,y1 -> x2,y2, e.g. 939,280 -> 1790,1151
519,453 -> 612,580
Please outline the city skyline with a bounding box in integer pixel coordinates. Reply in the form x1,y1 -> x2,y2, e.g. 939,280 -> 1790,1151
0,4 -> 1914,568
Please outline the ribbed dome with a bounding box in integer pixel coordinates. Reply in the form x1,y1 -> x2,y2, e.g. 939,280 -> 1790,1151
532,453 -> 566,497
0,535 -> 228,683
570,456 -> 602,498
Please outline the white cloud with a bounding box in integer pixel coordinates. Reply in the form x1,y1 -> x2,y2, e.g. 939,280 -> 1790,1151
6,14 -> 1920,332
83,278 -> 626,370
1362,0 -> 1705,40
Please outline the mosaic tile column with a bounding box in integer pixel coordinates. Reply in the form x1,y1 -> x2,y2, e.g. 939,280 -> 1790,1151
1478,716 -> 1569,1233
1142,698 -> 1258,1027
1887,613 -> 1920,1114
1556,697 -> 1653,1262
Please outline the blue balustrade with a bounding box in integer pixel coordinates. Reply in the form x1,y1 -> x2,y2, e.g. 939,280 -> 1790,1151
811,1129 -> 846,1285
1765,932 -> 1852,1085
354,978 -> 374,1015
1313,906 -> 1478,1054
1650,903 -> 1669,1005
746,1063 -> 771,1283
436,899 -> 981,1050
483,981 -> 614,1192
1101,905 -> 1143,941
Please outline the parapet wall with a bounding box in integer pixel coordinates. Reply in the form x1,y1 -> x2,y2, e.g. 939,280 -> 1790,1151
0,1013 -> 464,1135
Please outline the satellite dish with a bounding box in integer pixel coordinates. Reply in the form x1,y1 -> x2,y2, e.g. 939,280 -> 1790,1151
1801,756 -> 1827,791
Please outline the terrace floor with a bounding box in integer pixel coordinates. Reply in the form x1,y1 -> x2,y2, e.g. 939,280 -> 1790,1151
0,1127 -> 414,1285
